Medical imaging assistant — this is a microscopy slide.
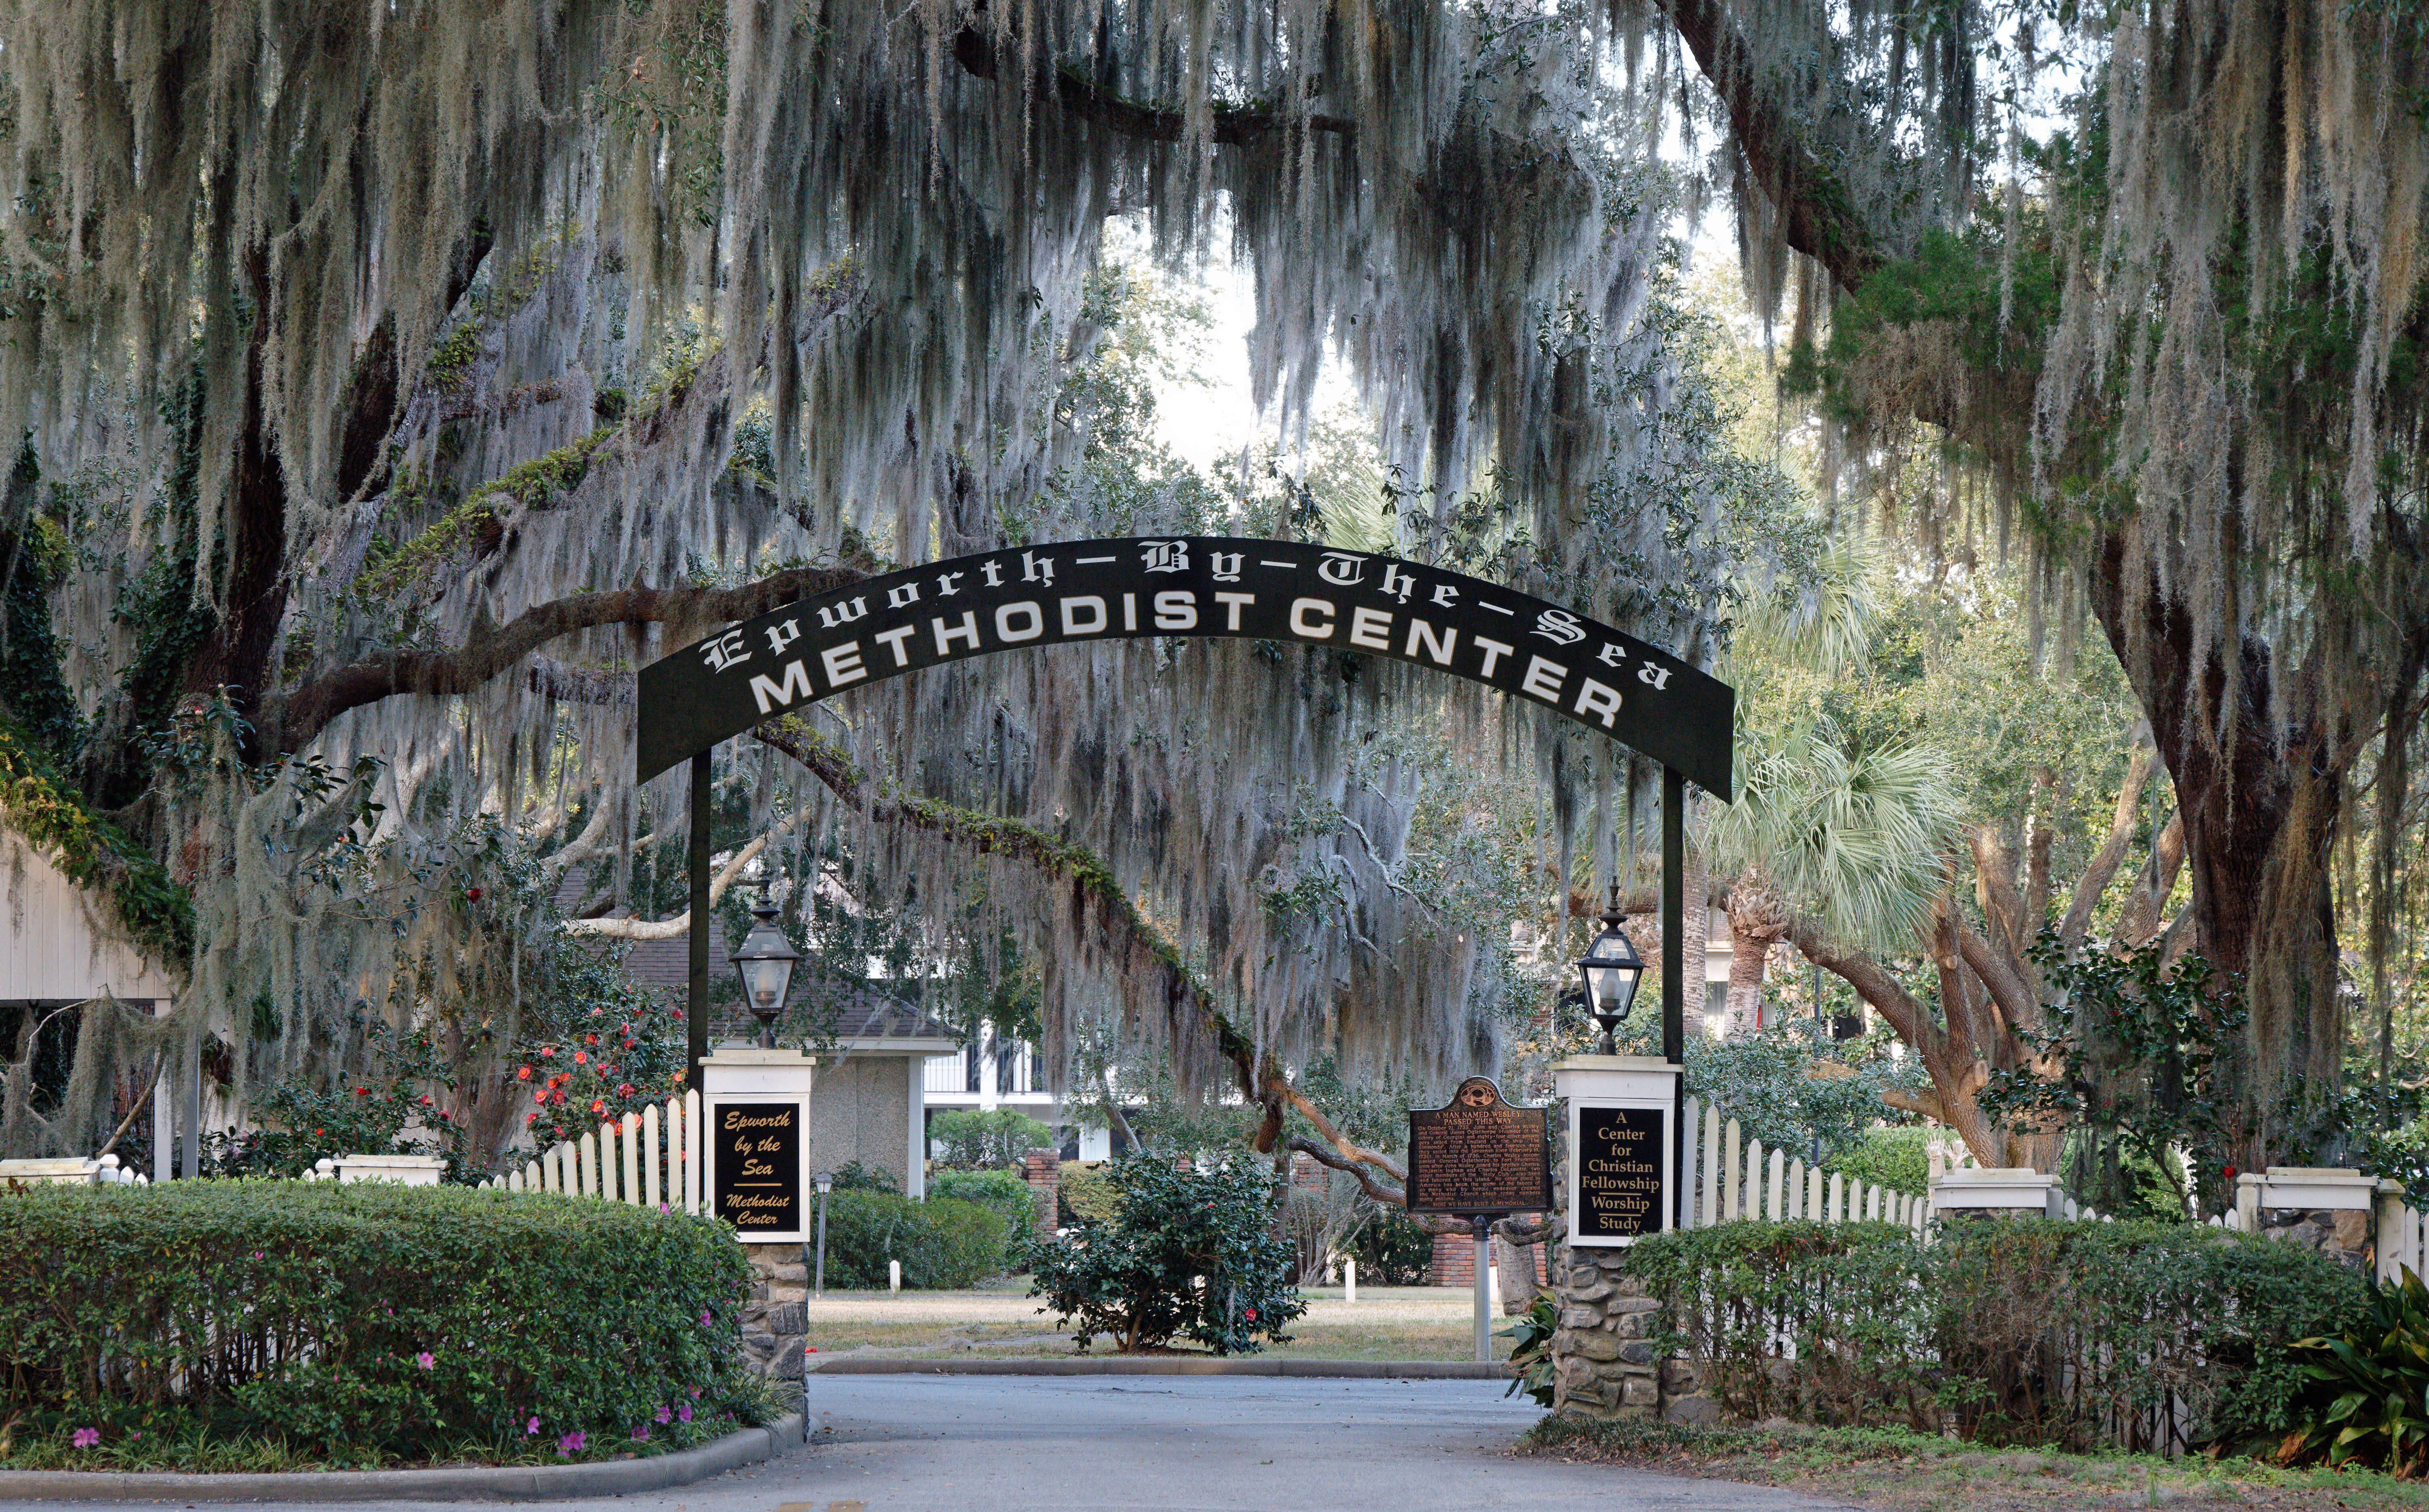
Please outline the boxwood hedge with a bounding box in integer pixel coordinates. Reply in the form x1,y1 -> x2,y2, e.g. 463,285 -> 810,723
0,1180 -> 756,1462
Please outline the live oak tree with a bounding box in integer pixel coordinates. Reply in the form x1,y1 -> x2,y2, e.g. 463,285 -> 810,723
0,0 -> 2417,1187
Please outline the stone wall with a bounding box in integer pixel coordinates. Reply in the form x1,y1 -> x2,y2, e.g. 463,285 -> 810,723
738,1241 -> 809,1398
2256,1208 -> 2374,1271
1548,1246 -> 1674,1420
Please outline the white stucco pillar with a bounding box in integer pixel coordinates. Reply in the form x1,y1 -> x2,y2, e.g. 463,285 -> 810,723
905,1053 -> 926,1199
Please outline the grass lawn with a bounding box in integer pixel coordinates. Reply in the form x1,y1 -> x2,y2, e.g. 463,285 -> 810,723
795,1280 -> 1518,1362
1515,1417 -> 2429,1511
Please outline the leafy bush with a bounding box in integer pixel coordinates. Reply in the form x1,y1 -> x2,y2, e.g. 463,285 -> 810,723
1347,1202 -> 1437,1284
2281,1267 -> 2429,1473
1027,1154 -> 1307,1355
1627,1221 -> 1943,1429
1622,1218 -> 2370,1452
1829,1128 -> 1932,1195
1500,1292 -> 1557,1407
831,1160 -> 901,1194
1057,1159 -> 1119,1225
816,1191 -> 1007,1289
928,1108 -> 1054,1169
928,1168 -> 1038,1256
1935,1218 -> 2368,1451
0,1181 -> 755,1465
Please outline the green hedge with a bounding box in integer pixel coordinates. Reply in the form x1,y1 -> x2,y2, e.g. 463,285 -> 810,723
1624,1218 -> 2368,1452
0,1181 -> 755,1462
927,1169 -> 1038,1252
817,1192 -> 1007,1289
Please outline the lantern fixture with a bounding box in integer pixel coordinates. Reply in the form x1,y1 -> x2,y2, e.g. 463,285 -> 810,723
731,873 -> 801,1048
1574,883 -> 1645,1056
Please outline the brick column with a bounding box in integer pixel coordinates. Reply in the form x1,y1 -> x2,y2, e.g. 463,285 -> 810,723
1022,1148 -> 1059,1241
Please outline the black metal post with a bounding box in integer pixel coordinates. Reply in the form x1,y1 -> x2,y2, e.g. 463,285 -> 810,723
1663,765 -> 1685,1231
688,748 -> 712,1086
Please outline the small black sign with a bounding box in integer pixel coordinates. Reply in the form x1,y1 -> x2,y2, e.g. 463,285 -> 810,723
1405,1076 -> 1551,1216
1574,1105 -> 1667,1240
637,537 -> 1734,799
711,1100 -> 804,1236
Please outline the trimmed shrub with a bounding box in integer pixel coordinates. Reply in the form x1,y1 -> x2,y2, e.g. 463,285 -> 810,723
927,1169 -> 1038,1256
1626,1220 -> 1941,1429
816,1192 -> 1007,1289
1827,1128 -> 1932,1195
928,1108 -> 1053,1168
1621,1217 -> 2369,1452
0,1181 -> 755,1463
1934,1217 -> 2369,1451
1028,1154 -> 1307,1355
1057,1159 -> 1119,1225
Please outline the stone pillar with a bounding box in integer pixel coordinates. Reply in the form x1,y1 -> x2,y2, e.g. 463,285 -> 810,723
1550,1248 -> 1668,1420
1022,1148 -> 1059,1241
738,1243 -> 809,1392
2243,1168 -> 2381,1272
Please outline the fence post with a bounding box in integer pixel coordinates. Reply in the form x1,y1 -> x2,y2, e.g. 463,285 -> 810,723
1722,1119 -> 1741,1223
1744,1139 -> 1765,1221
686,1089 -> 703,1213
1680,1097 -> 1702,1229
1767,1147 -> 1786,1221
1701,1103 -> 1721,1227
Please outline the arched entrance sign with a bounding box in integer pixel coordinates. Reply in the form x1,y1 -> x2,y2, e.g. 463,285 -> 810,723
638,537 -> 1732,794
639,537 -> 1733,1228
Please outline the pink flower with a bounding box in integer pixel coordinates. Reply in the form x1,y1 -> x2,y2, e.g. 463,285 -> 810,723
525,1416 -> 540,1435
654,1405 -> 672,1424
416,1351 -> 435,1369
71,1427 -> 100,1449
699,1310 -> 712,1326
557,1430 -> 585,1457
677,1404 -> 693,1424
631,1426 -> 650,1443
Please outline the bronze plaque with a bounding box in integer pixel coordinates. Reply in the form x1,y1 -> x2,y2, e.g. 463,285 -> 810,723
712,1100 -> 805,1236
1405,1076 -> 1550,1215
1573,1105 -> 1666,1239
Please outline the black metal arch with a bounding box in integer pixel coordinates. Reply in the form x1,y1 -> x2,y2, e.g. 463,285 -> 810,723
640,537 -> 1730,1231
638,537 -> 1732,795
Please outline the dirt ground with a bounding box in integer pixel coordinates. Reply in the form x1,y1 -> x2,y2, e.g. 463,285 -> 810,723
1513,1418 -> 2429,1512
796,1281 -> 1519,1361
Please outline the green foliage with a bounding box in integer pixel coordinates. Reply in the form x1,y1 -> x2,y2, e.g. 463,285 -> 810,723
830,1160 -> 901,1195
1675,1017 -> 1928,1162
0,1182 -> 756,1465
1829,1128 -> 1933,1195
0,719 -> 193,971
815,1191 -> 1007,1290
927,1107 -> 1054,1169
1345,1202 -> 1437,1285
204,1017 -> 472,1181
1026,1153 -> 1307,1355
1934,1219 -> 2370,1451
1628,1221 -> 1946,1429
2282,1268 -> 2429,1474
1981,933 -> 2246,1220
927,1168 -> 1038,1250
1624,1218 -> 2367,1452
1056,1159 -> 1119,1225
1499,1291 -> 1557,1407
507,967 -> 691,1153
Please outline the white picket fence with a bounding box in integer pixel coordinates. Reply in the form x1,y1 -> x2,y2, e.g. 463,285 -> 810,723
479,1090 -> 707,1212
1676,1095 -> 1928,1237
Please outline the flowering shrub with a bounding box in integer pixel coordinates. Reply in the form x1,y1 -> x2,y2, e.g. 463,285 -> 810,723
1027,1154 -> 1306,1355
512,980 -> 692,1149
0,1181 -> 757,1464
201,1017 -> 476,1180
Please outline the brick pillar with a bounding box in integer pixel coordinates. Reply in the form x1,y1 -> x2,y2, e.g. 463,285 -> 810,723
1022,1148 -> 1059,1241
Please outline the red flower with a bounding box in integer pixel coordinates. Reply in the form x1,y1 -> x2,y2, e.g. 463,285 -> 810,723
534,1090 -> 548,1104
575,1051 -> 587,1065
465,887 -> 483,902
517,1066 -> 532,1081
540,1047 -> 554,1058
418,1094 -> 434,1106
590,1099 -> 606,1116
355,1087 -> 371,1097
2224,1165 -> 2240,1180
527,1112 -> 539,1126
1244,1307 -> 1257,1321
623,1038 -> 636,1050
586,1033 -> 599,1046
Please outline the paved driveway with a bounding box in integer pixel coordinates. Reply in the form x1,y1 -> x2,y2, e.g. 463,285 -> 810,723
2,1376 -> 1863,1512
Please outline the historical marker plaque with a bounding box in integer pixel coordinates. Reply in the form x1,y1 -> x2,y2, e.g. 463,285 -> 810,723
1573,1105 -> 1667,1241
1405,1077 -> 1550,1216
709,1097 -> 808,1242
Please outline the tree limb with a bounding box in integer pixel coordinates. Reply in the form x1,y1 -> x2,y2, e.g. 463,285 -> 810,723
2059,738 -> 2157,948
951,25 -> 1353,145
267,563 -> 865,752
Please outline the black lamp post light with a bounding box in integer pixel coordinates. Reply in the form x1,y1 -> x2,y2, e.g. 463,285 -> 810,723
731,874 -> 801,1048
1574,882 -> 1646,1056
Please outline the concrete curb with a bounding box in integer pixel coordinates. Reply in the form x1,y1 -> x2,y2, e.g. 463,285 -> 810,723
0,1413 -> 802,1502
811,1357 -> 1512,1379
